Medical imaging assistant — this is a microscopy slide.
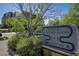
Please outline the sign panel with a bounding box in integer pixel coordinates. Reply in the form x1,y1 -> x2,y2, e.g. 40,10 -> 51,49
42,25 -> 78,53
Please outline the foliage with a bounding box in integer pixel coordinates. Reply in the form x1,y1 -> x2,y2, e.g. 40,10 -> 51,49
2,15 -> 28,32
8,35 -> 19,51
0,36 -> 8,40
59,15 -> 79,26
7,3 -> 62,56
16,35 -> 42,56
11,22 -> 25,32
8,31 -> 42,56
59,4 -> 79,27
17,3 -> 63,34
47,19 -> 59,26
2,3 -> 61,32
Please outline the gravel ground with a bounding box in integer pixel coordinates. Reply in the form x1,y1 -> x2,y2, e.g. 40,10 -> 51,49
0,40 -> 9,56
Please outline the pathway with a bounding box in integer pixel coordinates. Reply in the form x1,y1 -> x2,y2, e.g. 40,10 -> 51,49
0,40 -> 9,56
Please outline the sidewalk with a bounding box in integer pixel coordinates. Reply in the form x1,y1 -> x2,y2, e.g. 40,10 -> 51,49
0,40 -> 9,56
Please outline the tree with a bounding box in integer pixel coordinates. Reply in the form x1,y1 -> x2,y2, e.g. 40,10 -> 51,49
2,13 -> 28,32
47,19 -> 60,26
7,3 -> 65,55
2,12 -> 16,25
59,4 -> 79,27
15,3 -> 62,35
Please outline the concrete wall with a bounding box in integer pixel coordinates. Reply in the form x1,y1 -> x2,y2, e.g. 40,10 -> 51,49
2,32 -> 16,39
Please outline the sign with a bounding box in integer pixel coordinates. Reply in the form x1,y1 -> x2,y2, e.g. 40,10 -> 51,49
42,25 -> 78,53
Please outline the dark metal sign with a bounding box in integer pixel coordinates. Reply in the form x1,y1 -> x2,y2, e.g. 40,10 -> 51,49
42,25 -> 78,53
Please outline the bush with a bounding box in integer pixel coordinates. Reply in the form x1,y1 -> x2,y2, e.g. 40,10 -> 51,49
0,37 -> 4,40
8,31 -> 42,56
0,36 -> 8,40
8,35 -> 19,51
16,36 -> 42,56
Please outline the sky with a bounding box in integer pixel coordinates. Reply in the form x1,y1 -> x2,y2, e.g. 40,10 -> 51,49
0,3 -> 19,24
0,3 -> 70,24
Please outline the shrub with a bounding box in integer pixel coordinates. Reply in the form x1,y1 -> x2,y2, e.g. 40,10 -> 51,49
0,36 -> 8,40
8,31 -> 27,51
8,35 -> 19,51
16,36 -> 42,56
8,31 -> 42,56
0,37 -> 4,40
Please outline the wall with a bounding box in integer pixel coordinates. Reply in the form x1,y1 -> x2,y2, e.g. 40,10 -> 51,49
2,32 -> 16,39
42,45 -> 77,56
